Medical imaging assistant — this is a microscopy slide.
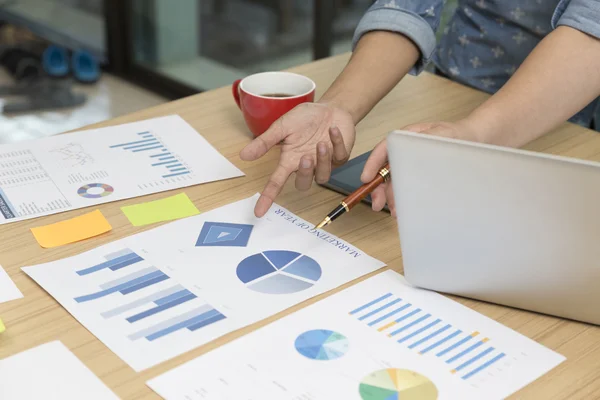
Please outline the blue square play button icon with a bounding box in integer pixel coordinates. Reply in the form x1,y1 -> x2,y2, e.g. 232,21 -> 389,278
196,222 -> 254,247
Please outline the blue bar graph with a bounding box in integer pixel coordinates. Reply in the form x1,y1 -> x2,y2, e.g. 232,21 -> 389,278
123,141 -> 160,150
462,353 -> 506,379
447,338 -> 488,363
110,138 -> 156,148
155,289 -> 191,305
349,293 -> 392,314
358,298 -> 402,321
420,330 -> 462,354
126,292 -> 197,323
409,324 -> 451,349
163,171 -> 190,178
74,248 -> 227,344
106,248 -> 137,260
120,272 -> 169,294
128,304 -> 213,340
110,255 -> 145,272
368,303 -> 412,326
133,145 -> 163,152
76,250 -> 143,276
99,266 -> 157,289
453,347 -> 495,373
101,285 -> 184,318
152,160 -> 180,167
109,133 -> 192,179
397,318 -> 441,343
350,293 -> 511,383
146,308 -> 225,341
391,308 -> 421,325
188,313 -> 227,331
137,131 -> 150,136
389,314 -> 431,337
74,270 -> 166,303
437,332 -> 479,357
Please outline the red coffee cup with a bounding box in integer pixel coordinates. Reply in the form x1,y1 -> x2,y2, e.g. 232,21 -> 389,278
232,71 -> 316,137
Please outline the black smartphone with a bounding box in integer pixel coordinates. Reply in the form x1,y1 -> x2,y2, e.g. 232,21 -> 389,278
318,150 -> 390,212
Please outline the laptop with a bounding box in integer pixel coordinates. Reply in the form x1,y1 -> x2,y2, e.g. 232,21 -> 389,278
386,130 -> 600,325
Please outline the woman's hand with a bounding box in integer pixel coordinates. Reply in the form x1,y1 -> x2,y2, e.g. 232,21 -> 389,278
240,102 -> 356,217
361,119 -> 481,217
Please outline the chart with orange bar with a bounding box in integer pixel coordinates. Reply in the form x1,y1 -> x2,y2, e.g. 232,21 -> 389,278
147,270 -> 565,400
350,292 -> 505,381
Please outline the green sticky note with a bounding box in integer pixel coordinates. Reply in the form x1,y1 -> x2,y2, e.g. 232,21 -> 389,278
121,193 -> 200,226
0,318 -> 5,333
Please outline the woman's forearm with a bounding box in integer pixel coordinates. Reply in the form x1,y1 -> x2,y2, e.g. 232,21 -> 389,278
319,31 -> 420,124
466,26 -> 600,148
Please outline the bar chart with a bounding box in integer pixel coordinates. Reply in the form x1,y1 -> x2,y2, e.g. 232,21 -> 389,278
109,131 -> 191,179
72,248 -> 226,343
146,271 -> 565,400
350,293 -> 507,382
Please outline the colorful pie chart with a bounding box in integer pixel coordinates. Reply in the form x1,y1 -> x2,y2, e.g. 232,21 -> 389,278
77,183 -> 114,199
359,368 -> 438,400
294,329 -> 349,361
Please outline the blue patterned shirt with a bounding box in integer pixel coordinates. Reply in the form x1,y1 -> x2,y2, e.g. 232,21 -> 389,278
352,0 -> 600,128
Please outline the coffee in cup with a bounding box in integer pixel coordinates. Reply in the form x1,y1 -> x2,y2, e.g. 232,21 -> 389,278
232,71 -> 316,137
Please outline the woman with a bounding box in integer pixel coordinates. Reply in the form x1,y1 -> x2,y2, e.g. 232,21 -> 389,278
240,0 -> 600,217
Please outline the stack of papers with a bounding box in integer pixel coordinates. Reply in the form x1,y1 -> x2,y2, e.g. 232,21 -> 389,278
148,270 -> 565,399
23,194 -> 385,371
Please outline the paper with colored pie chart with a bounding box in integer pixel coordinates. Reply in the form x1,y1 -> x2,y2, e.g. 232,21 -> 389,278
0,115 -> 243,225
22,194 -> 384,371
147,270 -> 565,400
137,194 -> 386,327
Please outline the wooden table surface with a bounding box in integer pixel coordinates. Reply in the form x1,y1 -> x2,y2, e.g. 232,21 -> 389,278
1,53 -> 599,399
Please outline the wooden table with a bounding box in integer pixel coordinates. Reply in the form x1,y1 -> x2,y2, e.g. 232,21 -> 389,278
1,53 -> 599,399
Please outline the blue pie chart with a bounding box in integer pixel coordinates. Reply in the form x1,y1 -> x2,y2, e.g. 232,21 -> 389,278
236,250 -> 321,294
295,329 -> 349,360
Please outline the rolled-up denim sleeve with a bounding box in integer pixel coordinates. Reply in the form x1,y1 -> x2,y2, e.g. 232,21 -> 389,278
552,0 -> 600,39
352,0 -> 444,75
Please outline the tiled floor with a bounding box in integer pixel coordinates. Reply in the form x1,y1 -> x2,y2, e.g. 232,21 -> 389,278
0,69 -> 167,144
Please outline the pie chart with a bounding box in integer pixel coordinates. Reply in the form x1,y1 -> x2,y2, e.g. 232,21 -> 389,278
236,250 -> 321,295
359,368 -> 438,400
294,329 -> 349,361
77,183 -> 114,199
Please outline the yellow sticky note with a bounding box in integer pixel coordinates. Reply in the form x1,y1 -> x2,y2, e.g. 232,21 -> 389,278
121,193 -> 200,226
0,318 -> 5,333
31,209 -> 112,248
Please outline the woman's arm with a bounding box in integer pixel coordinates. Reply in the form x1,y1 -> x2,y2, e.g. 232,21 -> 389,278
318,31 -> 420,124
469,25 -> 600,147
320,0 -> 446,123
361,20 -> 600,213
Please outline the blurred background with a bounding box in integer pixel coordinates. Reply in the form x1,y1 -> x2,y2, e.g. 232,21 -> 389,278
0,0 -> 458,144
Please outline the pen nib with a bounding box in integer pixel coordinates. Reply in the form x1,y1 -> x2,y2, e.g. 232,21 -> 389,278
315,216 -> 331,230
